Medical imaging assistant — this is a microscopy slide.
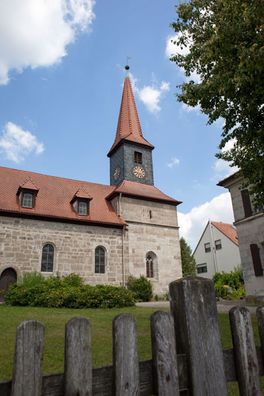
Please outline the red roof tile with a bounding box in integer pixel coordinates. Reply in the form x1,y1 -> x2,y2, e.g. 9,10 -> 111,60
0,167 -> 125,227
107,180 -> 181,205
19,178 -> 39,191
212,221 -> 239,246
108,77 -> 154,156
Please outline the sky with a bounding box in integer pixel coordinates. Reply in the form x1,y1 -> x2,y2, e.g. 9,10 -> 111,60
0,0 -> 236,249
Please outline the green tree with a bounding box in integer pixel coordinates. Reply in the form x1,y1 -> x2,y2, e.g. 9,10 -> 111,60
170,0 -> 264,206
180,237 -> 196,276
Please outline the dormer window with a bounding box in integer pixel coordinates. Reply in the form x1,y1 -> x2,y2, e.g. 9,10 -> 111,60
134,151 -> 142,164
17,178 -> 39,209
78,200 -> 88,215
22,192 -> 34,208
71,188 -> 92,216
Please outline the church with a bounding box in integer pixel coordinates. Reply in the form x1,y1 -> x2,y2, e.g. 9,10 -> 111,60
0,74 -> 182,296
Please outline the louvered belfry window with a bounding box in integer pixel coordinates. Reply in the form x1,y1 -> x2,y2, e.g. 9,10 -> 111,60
250,244 -> 263,277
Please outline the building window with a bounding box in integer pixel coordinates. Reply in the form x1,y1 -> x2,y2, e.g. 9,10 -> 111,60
204,243 -> 211,253
95,246 -> 106,274
41,244 -> 54,272
215,239 -> 222,250
197,264 -> 207,274
78,201 -> 88,215
146,254 -> 154,278
250,244 -> 263,277
22,192 -> 34,208
134,151 -> 142,164
149,210 -> 152,219
241,189 -> 252,218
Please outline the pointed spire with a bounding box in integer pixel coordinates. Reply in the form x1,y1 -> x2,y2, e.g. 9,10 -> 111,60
108,76 -> 154,156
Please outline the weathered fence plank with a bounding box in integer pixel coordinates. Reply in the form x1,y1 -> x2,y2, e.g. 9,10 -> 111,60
257,307 -> 264,361
64,317 -> 92,396
113,314 -> 139,396
169,277 -> 228,396
151,311 -> 180,396
229,306 -> 261,396
11,320 -> 44,396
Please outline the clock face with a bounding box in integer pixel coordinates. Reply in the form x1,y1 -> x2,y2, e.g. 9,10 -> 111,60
133,165 -> 145,179
113,166 -> 121,180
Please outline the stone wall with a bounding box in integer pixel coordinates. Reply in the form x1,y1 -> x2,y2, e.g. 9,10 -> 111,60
0,216 -> 124,285
236,215 -> 264,298
118,196 -> 182,294
227,177 -> 264,299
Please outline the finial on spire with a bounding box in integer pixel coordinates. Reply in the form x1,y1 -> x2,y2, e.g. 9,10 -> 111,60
125,56 -> 131,74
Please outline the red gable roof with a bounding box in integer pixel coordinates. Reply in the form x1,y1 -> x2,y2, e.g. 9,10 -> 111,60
108,77 -> 154,156
107,180 -> 181,205
211,221 -> 239,246
0,167 -> 125,227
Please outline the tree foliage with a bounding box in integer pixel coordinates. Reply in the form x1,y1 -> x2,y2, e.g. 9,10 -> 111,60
170,0 -> 264,206
180,237 -> 196,276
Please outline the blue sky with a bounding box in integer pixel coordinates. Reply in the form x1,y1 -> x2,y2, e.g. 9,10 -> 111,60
0,0 -> 235,248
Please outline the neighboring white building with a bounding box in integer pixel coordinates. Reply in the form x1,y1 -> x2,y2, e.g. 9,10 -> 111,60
218,172 -> 264,301
193,221 -> 241,279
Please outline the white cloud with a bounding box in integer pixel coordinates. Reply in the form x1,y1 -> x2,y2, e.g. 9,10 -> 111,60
165,33 -> 200,84
167,157 -> 180,168
129,73 -> 170,114
178,193 -> 234,250
212,138 -> 239,178
0,0 -> 95,85
0,122 -> 44,162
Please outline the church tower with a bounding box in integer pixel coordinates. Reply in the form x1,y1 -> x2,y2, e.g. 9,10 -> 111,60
108,75 -> 154,186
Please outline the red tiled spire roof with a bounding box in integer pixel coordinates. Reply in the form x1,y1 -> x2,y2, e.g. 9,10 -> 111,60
211,221 -> 239,246
108,76 -> 154,156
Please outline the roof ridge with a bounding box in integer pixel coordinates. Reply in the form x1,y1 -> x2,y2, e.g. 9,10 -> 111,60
0,166 -> 115,190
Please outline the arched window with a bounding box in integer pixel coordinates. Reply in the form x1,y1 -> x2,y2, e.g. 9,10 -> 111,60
146,252 -> 158,278
95,246 -> 106,274
41,244 -> 54,272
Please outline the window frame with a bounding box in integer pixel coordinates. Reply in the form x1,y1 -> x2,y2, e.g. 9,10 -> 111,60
95,246 -> 106,274
215,239 -> 222,250
77,200 -> 88,215
204,242 -> 211,253
134,151 -> 142,164
41,243 -> 55,273
21,191 -> 34,209
197,264 -> 208,274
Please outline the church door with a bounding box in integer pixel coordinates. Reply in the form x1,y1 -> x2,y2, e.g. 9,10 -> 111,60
0,268 -> 17,302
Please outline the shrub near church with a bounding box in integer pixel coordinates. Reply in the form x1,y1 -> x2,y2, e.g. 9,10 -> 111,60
5,273 -> 135,308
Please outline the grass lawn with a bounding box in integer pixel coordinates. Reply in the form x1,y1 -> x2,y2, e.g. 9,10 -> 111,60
0,305 -> 262,395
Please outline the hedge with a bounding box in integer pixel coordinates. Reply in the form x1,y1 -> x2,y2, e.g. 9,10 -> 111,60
5,273 -> 135,308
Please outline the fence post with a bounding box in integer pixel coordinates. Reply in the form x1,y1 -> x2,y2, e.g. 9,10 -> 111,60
64,317 -> 92,396
113,314 -> 139,396
229,307 -> 261,395
11,320 -> 44,396
169,277 -> 227,396
151,311 -> 180,396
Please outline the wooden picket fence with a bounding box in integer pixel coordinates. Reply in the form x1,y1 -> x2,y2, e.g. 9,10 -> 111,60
0,277 -> 264,395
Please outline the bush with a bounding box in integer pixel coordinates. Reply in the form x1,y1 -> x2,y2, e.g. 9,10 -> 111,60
127,275 -> 153,302
213,269 -> 245,299
5,273 -> 135,308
